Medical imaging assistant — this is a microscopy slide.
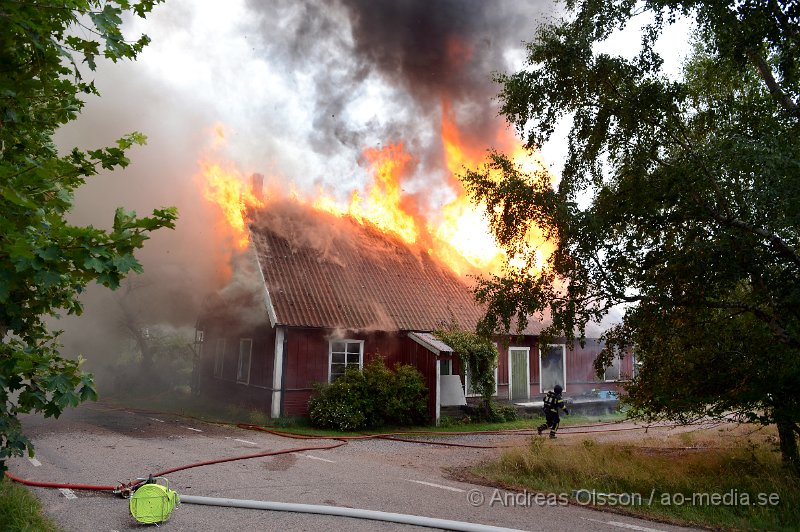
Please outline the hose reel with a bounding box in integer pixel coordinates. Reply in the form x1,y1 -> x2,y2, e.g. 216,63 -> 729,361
129,476 -> 179,524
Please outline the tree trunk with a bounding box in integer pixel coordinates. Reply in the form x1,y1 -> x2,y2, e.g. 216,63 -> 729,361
775,413 -> 799,473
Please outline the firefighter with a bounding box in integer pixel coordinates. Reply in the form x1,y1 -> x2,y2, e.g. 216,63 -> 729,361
537,384 -> 569,438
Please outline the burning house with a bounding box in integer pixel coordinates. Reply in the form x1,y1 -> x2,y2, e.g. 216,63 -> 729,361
189,1 -> 634,423
195,197 -> 632,423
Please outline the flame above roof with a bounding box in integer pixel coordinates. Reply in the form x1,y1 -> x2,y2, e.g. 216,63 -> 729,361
249,201 -> 487,331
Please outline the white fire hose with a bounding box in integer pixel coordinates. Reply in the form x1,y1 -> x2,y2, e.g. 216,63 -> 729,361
178,494 -> 526,532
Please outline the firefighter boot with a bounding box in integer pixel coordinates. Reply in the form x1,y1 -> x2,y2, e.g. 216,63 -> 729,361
537,423 -> 547,435
549,431 -> 557,439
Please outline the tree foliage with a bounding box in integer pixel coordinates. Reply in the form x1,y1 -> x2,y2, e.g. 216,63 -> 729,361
462,0 -> 800,466
0,1 -> 175,471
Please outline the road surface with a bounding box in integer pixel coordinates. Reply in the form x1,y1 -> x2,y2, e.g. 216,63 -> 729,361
8,403 -> 696,531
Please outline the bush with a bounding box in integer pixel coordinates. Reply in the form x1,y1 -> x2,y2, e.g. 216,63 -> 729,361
491,404 -> 519,423
309,359 -> 428,431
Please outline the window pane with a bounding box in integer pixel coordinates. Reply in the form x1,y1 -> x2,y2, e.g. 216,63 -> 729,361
332,341 -> 346,353
346,342 -> 361,355
331,364 -> 346,378
332,352 -> 345,364
346,351 -> 359,364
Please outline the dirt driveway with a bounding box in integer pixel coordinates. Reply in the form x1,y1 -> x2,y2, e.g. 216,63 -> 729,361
7,403 -> 698,531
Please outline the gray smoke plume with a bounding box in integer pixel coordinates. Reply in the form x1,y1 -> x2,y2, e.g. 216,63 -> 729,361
247,0 -> 545,189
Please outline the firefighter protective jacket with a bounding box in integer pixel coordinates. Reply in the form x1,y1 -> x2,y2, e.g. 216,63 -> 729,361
543,391 -> 567,413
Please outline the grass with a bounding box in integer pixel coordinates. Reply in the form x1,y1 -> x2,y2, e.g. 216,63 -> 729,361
0,477 -> 60,532
470,424 -> 800,530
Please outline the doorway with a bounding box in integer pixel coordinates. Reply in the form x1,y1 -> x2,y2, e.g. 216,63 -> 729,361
509,347 -> 530,401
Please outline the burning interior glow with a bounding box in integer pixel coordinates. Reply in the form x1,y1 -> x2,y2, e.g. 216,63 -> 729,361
199,117 -> 555,278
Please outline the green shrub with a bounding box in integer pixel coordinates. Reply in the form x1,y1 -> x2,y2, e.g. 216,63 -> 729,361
308,359 -> 428,431
491,404 -> 519,422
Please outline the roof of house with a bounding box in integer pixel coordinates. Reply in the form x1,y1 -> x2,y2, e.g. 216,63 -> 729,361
248,201 -> 491,332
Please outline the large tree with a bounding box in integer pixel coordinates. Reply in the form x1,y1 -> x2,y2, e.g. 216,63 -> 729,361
0,1 -> 176,471
462,0 -> 800,467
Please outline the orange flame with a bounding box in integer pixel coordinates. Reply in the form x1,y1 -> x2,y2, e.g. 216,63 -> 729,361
313,143 -> 419,244
199,160 -> 264,250
198,109 -> 555,280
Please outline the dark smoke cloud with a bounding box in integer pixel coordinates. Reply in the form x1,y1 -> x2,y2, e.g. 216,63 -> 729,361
247,0 -> 546,184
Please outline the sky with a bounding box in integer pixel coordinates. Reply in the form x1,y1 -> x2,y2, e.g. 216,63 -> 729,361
53,0 -> 692,370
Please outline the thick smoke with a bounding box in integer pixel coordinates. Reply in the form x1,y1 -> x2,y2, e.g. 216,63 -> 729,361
51,0 -> 550,391
246,0 -> 546,197
338,0 -> 536,133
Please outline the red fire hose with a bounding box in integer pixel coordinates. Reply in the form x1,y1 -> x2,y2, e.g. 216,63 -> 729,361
4,417 -> 653,493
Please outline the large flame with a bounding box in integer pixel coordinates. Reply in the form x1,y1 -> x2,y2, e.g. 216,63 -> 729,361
434,102 -> 555,274
198,108 -> 554,279
199,160 -> 264,250
313,143 -> 419,244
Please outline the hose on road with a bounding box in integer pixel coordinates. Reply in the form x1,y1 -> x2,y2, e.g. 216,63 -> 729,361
4,416 -> 653,493
179,494 -> 527,532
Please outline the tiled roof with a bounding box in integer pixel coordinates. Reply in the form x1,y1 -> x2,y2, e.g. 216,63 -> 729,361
249,202 -> 488,331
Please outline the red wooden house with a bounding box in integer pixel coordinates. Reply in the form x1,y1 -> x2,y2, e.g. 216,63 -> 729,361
196,202 -> 632,422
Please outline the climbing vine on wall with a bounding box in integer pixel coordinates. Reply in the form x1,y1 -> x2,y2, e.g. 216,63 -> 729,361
433,323 -> 498,416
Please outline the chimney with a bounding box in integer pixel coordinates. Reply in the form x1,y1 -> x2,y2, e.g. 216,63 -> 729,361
251,173 -> 264,201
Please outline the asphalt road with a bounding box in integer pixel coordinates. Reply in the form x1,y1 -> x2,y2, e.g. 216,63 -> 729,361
8,403 -> 697,531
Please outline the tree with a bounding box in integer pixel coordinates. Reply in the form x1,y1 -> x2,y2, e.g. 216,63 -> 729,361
0,1 -> 176,472
461,0 -> 800,467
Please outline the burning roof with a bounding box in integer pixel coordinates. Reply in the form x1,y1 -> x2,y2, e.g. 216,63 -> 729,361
249,201 -> 487,331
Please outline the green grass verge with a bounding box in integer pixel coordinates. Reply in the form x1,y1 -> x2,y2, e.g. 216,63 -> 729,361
0,477 -> 60,532
471,426 -> 800,531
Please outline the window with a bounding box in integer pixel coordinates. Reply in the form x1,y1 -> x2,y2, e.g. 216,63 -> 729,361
604,355 -> 622,382
540,344 -> 566,393
439,358 -> 452,376
237,339 -> 253,384
213,339 -> 225,378
603,357 -> 622,382
329,340 -> 363,382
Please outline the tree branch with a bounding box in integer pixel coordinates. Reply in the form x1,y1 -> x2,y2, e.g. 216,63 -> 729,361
700,198 -> 800,270
747,49 -> 800,118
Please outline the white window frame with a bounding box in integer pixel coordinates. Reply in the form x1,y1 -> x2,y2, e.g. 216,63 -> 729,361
507,346 -> 531,401
213,338 -> 226,378
539,344 -> 567,393
237,338 -> 253,384
603,355 -> 622,382
328,339 -> 364,383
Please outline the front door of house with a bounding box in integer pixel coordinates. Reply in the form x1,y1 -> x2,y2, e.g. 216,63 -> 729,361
509,347 -> 530,401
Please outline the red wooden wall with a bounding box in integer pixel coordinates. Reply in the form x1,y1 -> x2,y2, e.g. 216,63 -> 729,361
282,328 -> 437,418
200,321 -> 632,420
